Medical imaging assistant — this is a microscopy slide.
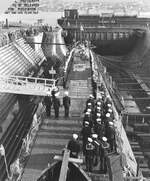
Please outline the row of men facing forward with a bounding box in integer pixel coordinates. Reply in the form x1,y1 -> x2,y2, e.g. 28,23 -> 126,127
67,92 -> 117,173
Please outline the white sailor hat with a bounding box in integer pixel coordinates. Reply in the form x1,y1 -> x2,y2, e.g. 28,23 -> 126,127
88,137 -> 93,143
102,137 -> 107,142
87,109 -> 91,112
85,121 -> 89,125
107,103 -> 112,107
108,108 -> 112,113
96,118 -> 101,122
97,106 -> 101,110
97,113 -> 101,117
85,112 -> 90,115
106,113 -> 110,118
92,134 -> 98,139
73,134 -> 78,140
109,121 -> 114,126
97,102 -> 101,106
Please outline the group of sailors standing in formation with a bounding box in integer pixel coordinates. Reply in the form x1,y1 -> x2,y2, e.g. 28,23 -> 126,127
44,85 -> 116,173
67,92 -> 116,173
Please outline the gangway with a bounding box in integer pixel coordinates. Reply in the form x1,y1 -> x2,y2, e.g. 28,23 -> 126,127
0,75 -> 57,96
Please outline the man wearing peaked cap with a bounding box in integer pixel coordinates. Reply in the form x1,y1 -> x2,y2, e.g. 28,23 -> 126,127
53,93 -> 60,118
63,90 -> 71,118
97,113 -> 101,117
67,134 -> 80,158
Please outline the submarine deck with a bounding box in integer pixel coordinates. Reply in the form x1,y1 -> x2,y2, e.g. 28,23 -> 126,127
21,48 -> 94,180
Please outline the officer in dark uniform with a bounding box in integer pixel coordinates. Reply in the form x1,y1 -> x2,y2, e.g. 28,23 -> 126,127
100,136 -> 110,173
67,134 -> 80,158
44,95 -> 52,117
63,91 -> 71,118
85,137 -> 95,172
81,121 -> 91,155
53,92 -> 60,118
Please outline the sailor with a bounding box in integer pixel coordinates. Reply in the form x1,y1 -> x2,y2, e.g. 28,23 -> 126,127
67,134 -> 80,158
63,91 -> 71,118
105,121 -> 116,152
44,95 -> 52,117
81,121 -> 92,155
95,118 -> 105,139
53,92 -> 60,118
100,137 -> 110,173
92,134 -> 100,166
104,112 -> 112,126
85,137 -> 95,172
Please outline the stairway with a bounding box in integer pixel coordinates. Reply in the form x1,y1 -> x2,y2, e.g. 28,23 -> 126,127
22,107 -> 82,181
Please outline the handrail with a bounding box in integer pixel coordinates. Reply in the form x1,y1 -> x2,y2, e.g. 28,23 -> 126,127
0,75 -> 56,96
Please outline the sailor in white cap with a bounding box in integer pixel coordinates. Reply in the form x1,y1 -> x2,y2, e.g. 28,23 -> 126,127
97,102 -> 101,106
67,133 -> 80,158
100,136 -> 110,172
85,137 -> 95,172
108,108 -> 112,113
92,133 -> 100,166
63,90 -> 71,118
105,121 -> 115,152
95,118 -> 105,139
106,113 -> 110,118
87,108 -> 91,113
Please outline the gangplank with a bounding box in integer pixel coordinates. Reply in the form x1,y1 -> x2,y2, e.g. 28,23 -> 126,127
0,75 -> 56,96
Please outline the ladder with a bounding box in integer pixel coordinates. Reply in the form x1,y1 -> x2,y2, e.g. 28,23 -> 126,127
0,75 -> 56,96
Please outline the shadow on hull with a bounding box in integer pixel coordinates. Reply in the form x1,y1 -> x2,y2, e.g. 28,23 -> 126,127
37,161 -> 91,181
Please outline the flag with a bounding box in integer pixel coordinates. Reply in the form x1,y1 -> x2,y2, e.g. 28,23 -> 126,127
0,144 -> 5,156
